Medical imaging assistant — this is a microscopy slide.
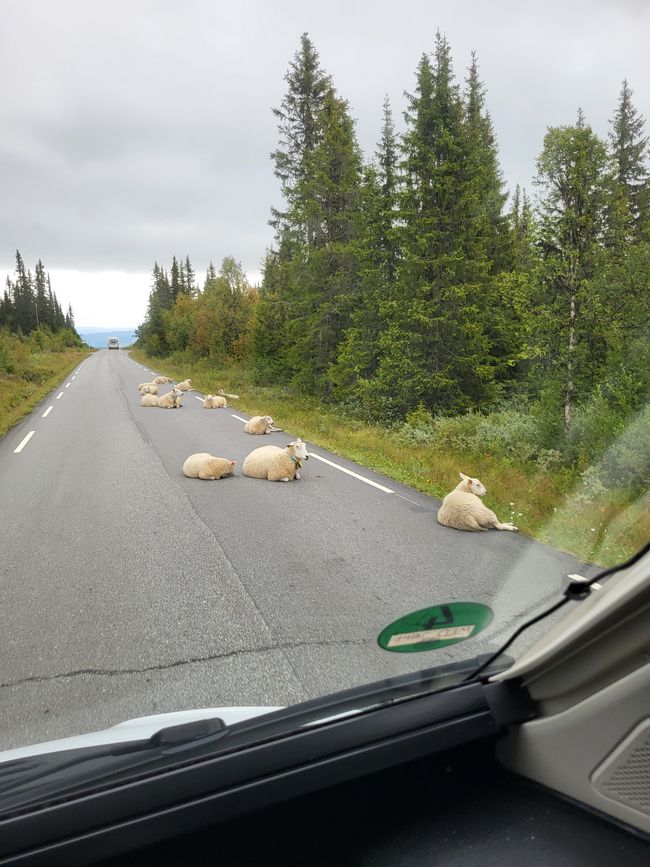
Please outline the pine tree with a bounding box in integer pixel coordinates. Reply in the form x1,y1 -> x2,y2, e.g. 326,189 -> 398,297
270,32 -> 332,242
34,260 -> 49,329
169,256 -> 181,302
204,261 -> 218,289
607,80 -> 650,242
183,255 -> 196,296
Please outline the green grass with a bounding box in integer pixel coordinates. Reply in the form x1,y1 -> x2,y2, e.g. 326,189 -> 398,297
130,347 -> 649,567
0,348 -> 93,437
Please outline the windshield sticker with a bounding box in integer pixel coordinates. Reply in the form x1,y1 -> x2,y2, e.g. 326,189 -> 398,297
377,602 -> 493,653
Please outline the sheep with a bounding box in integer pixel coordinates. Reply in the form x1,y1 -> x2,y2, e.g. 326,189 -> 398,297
157,387 -> 183,409
140,393 -> 159,407
244,415 -> 283,435
182,453 -> 236,480
176,379 -> 193,392
203,394 -> 227,408
153,376 -> 173,385
138,381 -> 157,392
139,383 -> 159,395
437,473 -> 518,532
242,438 -> 309,482
218,388 -> 240,400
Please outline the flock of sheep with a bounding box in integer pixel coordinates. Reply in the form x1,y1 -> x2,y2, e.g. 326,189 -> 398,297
136,376 -> 517,532
137,376 -> 309,484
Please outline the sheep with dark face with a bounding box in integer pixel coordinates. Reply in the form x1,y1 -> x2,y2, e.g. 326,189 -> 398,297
437,473 -> 517,532
242,439 -> 309,482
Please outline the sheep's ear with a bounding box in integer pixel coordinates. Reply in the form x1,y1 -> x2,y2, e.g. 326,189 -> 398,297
459,472 -> 469,480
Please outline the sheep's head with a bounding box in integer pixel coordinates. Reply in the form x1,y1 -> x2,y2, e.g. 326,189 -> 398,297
205,394 -> 213,400
264,415 -> 274,425
288,438 -> 309,461
458,472 -> 486,496
172,387 -> 183,396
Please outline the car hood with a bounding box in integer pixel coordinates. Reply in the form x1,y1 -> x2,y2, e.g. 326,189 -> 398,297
0,707 -> 281,764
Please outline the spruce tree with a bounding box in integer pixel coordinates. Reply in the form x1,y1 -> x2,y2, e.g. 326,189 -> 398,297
607,80 -> 650,242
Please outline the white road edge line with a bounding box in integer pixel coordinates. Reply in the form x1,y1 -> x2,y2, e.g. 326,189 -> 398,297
231,414 -> 247,422
307,451 -> 394,493
65,383 -> 71,388
42,406 -> 54,418
56,392 -> 64,400
14,431 -> 36,453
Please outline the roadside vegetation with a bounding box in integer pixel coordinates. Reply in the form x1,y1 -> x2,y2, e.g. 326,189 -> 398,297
134,33 -> 649,567
0,328 -> 91,436
0,252 -> 89,436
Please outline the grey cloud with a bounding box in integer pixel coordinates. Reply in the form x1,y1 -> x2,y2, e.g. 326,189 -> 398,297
1,0 -> 649,276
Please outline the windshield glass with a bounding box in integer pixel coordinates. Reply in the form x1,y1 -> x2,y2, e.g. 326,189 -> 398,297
0,1 -> 648,762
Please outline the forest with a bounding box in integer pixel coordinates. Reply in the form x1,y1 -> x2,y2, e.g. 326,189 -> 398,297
135,33 -> 649,559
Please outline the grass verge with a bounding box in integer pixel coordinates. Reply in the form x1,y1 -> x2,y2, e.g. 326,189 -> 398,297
0,348 -> 93,438
130,348 -> 648,567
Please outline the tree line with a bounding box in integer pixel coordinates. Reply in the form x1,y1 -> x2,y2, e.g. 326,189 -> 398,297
1,250 -> 78,336
137,32 -> 650,455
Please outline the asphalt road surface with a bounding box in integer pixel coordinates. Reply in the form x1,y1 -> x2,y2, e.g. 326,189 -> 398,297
0,350 -> 592,750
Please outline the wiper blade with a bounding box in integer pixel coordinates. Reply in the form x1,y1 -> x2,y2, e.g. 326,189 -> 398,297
0,717 -> 228,814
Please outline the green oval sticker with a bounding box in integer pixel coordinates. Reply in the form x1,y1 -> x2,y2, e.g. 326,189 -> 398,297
377,602 -> 493,653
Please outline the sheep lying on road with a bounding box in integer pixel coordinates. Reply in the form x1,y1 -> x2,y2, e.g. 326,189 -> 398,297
153,376 -> 173,384
244,415 -> 283,435
204,394 -> 227,408
176,379 -> 193,392
437,473 -> 518,532
140,394 -> 159,407
218,388 -> 240,400
139,383 -> 158,395
157,387 -> 183,408
183,453 -> 236,480
242,438 -> 309,482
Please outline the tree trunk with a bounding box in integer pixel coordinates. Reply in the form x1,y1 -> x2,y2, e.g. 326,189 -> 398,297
564,293 -> 576,434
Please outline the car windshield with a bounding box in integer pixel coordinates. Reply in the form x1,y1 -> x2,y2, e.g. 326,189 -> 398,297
0,1 -> 648,763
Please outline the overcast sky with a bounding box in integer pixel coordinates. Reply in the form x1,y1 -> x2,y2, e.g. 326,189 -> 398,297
1,0 -> 648,328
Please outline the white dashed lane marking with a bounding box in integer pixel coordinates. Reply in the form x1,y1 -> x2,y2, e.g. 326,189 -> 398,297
307,451 -> 394,493
65,383 -> 71,388
42,406 -> 54,418
56,392 -> 64,400
194,396 -> 204,402
14,431 -> 36,453
231,414 -> 247,423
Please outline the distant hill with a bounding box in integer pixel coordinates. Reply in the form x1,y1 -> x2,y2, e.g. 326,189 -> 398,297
78,329 -> 137,349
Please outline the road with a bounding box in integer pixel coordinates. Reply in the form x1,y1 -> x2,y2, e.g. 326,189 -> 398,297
0,350 -> 592,750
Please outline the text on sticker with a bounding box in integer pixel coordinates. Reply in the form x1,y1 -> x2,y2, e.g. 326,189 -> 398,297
387,625 -> 475,647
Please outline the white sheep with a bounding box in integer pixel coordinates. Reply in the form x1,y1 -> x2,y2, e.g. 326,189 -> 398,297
437,473 -> 518,532
153,376 -> 173,385
218,388 -> 240,400
182,453 -> 236,480
244,415 -> 283,435
139,383 -> 159,395
242,438 -> 309,482
138,381 -> 156,391
157,387 -> 183,409
140,393 -> 159,407
204,394 -> 227,408
176,378 -> 193,392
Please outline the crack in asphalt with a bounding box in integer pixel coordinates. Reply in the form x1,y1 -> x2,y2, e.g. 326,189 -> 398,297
0,638 -> 373,689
